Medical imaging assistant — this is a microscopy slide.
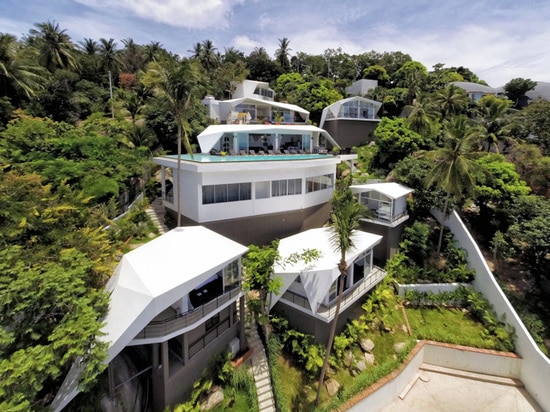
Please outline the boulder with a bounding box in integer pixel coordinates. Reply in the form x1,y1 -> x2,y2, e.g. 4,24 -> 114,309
200,389 -> 224,411
364,352 -> 375,365
355,360 -> 367,372
393,342 -> 407,354
325,378 -> 340,396
344,350 -> 355,367
360,338 -> 375,353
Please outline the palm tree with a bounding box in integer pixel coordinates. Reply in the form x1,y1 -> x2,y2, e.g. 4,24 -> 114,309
98,38 -> 121,118
142,58 -> 202,226
474,96 -> 513,153
28,21 -> 78,73
405,93 -> 438,137
425,116 -> 486,253
275,37 -> 291,71
0,33 -> 45,100
315,179 -> 367,406
432,84 -> 469,123
78,38 -> 99,55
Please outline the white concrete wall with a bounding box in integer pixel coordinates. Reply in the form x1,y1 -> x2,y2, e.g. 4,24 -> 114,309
396,282 -> 469,296
437,210 -> 550,411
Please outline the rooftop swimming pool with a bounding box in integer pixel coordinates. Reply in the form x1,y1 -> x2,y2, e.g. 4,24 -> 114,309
166,153 -> 333,163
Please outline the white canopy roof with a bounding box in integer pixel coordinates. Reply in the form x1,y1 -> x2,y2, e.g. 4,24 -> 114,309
51,226 -> 248,411
197,124 -> 338,153
350,182 -> 413,199
271,227 -> 382,313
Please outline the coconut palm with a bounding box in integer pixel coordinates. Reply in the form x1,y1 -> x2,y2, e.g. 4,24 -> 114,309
0,33 -> 45,100
474,96 -> 514,153
78,38 -> 99,55
315,179 -> 367,406
275,37 -> 292,71
405,93 -> 438,137
432,84 -> 469,123
425,116 -> 486,253
142,57 -> 202,226
28,21 -> 78,73
98,38 -> 121,117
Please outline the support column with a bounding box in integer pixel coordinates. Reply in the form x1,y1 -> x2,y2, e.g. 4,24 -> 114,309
160,166 -> 166,200
151,343 -> 166,412
239,295 -> 246,352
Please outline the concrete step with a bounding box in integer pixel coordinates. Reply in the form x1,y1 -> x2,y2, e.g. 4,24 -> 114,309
420,364 -> 524,387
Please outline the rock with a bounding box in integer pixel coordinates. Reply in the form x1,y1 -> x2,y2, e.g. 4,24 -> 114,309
401,324 -> 409,334
325,378 -> 340,396
360,338 -> 375,353
364,352 -> 375,365
355,360 -> 367,372
393,342 -> 407,354
344,350 -> 355,367
200,389 -> 224,411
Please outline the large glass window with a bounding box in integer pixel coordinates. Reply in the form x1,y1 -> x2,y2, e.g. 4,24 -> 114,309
202,183 -> 252,204
256,181 -> 270,199
306,174 -> 334,193
272,178 -> 302,197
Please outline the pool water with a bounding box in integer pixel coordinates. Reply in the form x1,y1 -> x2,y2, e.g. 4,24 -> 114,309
166,153 -> 332,163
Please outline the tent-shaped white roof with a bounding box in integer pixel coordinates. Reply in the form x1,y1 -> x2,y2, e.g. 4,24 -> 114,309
51,226 -> 248,411
319,96 -> 382,129
197,124 -> 339,153
271,227 -> 382,313
350,182 -> 413,199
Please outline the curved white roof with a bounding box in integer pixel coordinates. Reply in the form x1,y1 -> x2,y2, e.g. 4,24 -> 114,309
319,96 -> 382,129
197,124 -> 339,153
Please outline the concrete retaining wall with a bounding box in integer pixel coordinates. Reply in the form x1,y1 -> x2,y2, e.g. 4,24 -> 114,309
436,210 -> 550,411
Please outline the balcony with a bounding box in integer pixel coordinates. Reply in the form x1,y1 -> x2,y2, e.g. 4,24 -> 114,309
279,266 -> 386,321
132,287 -> 241,342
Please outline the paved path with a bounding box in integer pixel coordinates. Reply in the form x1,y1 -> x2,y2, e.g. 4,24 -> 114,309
245,310 -> 276,412
145,198 -> 170,234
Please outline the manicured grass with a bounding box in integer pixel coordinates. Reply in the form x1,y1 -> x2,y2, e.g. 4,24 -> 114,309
406,306 -> 506,350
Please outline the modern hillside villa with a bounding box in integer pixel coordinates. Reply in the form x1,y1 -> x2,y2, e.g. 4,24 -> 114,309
270,227 -> 384,343
153,124 -> 349,246
52,226 -> 249,411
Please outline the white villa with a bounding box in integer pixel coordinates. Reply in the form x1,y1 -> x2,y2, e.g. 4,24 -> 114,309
270,227 -> 384,342
52,227 -> 248,411
153,124 -> 353,245
351,182 -> 414,261
319,95 -> 382,149
202,79 -> 309,125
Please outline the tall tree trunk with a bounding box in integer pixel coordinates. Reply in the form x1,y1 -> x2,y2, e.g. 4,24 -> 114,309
315,266 -> 346,406
437,194 -> 450,254
176,121 -> 182,227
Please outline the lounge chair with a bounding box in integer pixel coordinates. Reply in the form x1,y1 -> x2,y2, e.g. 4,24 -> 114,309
240,150 -> 248,156
249,149 -> 256,155
229,149 -> 236,156
258,150 -> 266,155
267,150 -> 274,155
273,149 -> 281,155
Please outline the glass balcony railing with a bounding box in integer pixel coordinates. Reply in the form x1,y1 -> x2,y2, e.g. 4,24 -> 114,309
133,287 -> 241,341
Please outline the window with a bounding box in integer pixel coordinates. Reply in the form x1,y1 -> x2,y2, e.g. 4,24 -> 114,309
224,259 -> 240,292
202,183 -> 252,204
256,181 -> 270,199
306,174 -> 334,193
272,178 -> 301,197
205,314 -> 220,333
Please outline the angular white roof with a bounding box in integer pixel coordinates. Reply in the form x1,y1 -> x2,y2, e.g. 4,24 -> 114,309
51,226 -> 248,411
350,182 -> 413,199
271,227 -> 382,313
197,124 -> 338,153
